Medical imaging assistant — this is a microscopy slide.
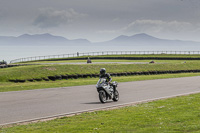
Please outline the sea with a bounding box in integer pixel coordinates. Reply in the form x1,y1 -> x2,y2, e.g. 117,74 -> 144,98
1,45 -> 200,63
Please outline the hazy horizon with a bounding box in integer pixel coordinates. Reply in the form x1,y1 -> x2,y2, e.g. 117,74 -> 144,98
1,32 -> 200,43
4,45 -> 200,63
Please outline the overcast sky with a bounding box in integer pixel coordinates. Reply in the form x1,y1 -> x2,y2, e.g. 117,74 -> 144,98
0,0 -> 200,42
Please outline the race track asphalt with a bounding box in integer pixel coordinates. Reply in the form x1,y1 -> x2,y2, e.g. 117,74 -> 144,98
1,76 -> 200,126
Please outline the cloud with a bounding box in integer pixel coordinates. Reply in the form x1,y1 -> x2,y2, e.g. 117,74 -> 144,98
96,19 -> 200,41
123,19 -> 195,34
97,30 -> 117,34
33,8 -> 88,28
0,10 -> 4,20
99,19 -> 196,35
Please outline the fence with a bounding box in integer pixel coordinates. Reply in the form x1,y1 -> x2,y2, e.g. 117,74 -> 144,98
10,51 -> 200,64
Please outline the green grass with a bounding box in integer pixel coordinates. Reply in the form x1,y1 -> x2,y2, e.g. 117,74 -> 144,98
2,61 -> 200,82
33,54 -> 200,60
1,59 -> 200,92
1,73 -> 200,92
97,54 -> 200,58
13,54 -> 200,64
1,90 -> 200,132
16,59 -> 198,64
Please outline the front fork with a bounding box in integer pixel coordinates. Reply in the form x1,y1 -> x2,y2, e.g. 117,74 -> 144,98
105,85 -> 115,99
104,85 -> 111,96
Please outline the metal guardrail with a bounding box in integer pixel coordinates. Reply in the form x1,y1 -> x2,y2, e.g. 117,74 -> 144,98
10,51 -> 200,64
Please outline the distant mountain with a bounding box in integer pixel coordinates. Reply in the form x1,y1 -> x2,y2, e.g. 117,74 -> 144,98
101,33 -> 200,46
1,33 -> 200,47
111,33 -> 161,42
0,33 -> 91,45
18,33 -> 68,42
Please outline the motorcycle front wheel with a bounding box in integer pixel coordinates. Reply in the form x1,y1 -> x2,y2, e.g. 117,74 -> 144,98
112,90 -> 119,101
99,90 -> 107,103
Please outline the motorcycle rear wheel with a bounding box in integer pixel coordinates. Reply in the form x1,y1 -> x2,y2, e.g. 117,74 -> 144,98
99,90 -> 107,103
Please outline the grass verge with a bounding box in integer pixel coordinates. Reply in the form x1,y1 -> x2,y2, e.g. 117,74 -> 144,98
13,54 -> 200,64
1,62 -> 200,82
1,90 -> 200,132
15,59 -> 199,64
1,73 -> 200,92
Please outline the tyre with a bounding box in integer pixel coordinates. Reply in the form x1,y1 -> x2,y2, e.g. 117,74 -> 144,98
112,90 -> 119,101
99,90 -> 107,103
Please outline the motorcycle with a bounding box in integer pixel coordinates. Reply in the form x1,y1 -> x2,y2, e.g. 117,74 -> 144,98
96,78 -> 119,103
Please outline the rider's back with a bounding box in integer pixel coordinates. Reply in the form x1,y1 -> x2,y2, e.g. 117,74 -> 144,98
99,73 -> 112,82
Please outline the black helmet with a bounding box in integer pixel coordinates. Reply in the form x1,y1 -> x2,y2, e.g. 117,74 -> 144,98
100,68 -> 106,75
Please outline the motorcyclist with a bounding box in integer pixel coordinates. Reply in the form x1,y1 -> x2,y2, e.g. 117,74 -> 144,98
99,68 -> 113,97
99,68 -> 112,83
